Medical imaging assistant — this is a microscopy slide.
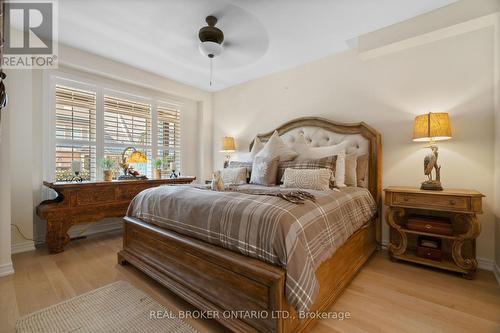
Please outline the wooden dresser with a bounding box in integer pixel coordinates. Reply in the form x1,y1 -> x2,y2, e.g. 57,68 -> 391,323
384,186 -> 484,278
37,177 -> 195,253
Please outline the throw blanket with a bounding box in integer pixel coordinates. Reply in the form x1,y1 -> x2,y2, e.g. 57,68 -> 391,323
127,185 -> 376,313
226,186 -> 316,204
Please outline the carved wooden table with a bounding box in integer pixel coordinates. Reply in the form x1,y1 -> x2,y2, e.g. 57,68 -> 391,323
37,177 -> 195,253
384,186 -> 483,278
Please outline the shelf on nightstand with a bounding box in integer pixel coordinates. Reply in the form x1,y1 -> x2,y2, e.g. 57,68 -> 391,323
392,250 -> 467,274
400,228 -> 459,240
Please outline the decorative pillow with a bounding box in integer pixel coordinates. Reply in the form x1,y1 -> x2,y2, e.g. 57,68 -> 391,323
334,150 -> 346,187
250,136 -> 264,158
221,167 -> 247,185
250,156 -> 279,186
344,152 -> 358,187
277,156 -> 337,187
291,134 -> 348,161
282,168 -> 332,191
255,131 -> 298,162
228,161 -> 253,180
356,154 -> 369,187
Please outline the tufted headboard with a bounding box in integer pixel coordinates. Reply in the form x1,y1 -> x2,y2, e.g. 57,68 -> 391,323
250,117 -> 382,243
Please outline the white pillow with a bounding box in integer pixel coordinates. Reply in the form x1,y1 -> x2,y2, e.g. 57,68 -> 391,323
221,167 -> 247,185
334,151 -> 346,187
255,131 -> 298,162
250,136 -> 264,158
291,134 -> 347,161
344,152 -> 358,187
282,168 -> 332,191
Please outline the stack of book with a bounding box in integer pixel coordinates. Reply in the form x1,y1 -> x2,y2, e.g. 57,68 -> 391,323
407,215 -> 453,262
406,215 -> 453,235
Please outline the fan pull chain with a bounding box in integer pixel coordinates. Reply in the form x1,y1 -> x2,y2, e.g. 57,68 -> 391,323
209,58 -> 213,86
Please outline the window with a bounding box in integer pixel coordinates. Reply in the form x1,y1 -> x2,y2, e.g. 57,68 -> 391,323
50,78 -> 182,181
157,104 -> 181,175
104,96 -> 152,146
54,85 -> 97,181
103,95 -> 152,178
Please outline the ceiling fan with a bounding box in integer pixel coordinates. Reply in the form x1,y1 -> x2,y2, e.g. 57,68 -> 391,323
198,15 -> 224,86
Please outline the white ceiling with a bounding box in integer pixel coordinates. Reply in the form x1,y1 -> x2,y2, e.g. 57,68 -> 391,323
55,0 -> 457,91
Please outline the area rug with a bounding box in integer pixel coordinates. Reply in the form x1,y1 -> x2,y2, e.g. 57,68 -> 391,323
15,280 -> 199,333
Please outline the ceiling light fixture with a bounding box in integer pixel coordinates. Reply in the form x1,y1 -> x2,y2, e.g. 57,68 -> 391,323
198,15 -> 224,86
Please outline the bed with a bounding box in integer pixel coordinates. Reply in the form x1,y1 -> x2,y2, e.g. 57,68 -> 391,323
118,117 -> 382,333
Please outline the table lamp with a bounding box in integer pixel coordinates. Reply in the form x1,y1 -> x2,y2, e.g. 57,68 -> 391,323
413,112 -> 452,190
221,136 -> 235,168
119,146 -> 148,180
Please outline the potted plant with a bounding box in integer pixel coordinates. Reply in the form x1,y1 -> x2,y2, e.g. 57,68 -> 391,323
152,158 -> 162,179
100,158 -> 115,181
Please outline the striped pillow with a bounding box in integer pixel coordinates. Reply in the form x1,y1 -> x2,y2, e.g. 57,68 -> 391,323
277,156 -> 337,187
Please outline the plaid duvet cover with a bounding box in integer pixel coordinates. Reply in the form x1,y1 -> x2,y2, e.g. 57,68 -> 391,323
127,184 -> 376,313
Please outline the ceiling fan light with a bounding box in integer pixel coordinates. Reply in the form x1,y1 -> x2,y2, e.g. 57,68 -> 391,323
199,41 -> 222,58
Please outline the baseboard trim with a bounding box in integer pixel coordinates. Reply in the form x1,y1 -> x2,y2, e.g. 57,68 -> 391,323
494,263 -> 500,286
0,262 -> 14,277
11,240 -> 35,254
477,257 -> 494,271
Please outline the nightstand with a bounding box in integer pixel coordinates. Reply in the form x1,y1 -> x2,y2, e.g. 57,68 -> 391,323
384,186 -> 484,279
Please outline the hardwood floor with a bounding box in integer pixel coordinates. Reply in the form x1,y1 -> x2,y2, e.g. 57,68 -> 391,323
1,231 -> 499,333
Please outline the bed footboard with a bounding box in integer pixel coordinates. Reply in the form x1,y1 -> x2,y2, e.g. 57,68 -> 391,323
118,216 -> 377,333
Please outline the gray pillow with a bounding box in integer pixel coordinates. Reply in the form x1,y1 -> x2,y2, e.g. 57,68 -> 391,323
221,167 -> 247,185
255,131 -> 297,162
250,157 -> 279,186
228,161 -> 253,180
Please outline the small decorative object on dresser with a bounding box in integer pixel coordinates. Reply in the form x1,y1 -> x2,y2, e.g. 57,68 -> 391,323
68,160 -> 83,182
169,162 -> 178,178
220,136 -> 235,168
384,186 -> 484,279
118,146 -> 148,180
152,158 -> 162,180
413,112 -> 452,190
100,157 -> 115,181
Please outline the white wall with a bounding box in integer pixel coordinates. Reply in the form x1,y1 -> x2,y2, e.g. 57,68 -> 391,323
7,69 -> 36,251
494,12 -> 500,277
213,20 -> 497,262
0,90 -> 13,276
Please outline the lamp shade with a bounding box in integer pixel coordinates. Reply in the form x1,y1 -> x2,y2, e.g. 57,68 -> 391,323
413,112 -> 452,142
221,136 -> 235,152
127,150 -> 148,163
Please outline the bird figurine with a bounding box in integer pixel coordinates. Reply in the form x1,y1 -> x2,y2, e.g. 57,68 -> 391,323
421,145 -> 442,190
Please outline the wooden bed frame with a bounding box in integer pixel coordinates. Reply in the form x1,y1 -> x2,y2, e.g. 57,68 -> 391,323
118,117 -> 382,333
